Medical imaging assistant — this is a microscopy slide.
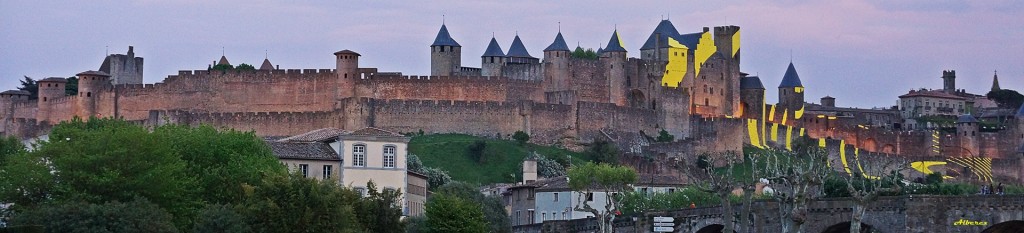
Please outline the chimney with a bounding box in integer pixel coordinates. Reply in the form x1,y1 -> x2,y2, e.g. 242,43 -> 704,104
522,158 -> 537,184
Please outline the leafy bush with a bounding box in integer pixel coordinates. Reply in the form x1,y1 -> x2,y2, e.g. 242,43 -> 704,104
525,152 -> 566,178
422,167 -> 452,191
9,198 -> 179,233
467,140 -> 487,163
512,131 -> 530,145
585,140 -> 619,164
193,204 -> 250,233
656,129 -> 674,142
424,193 -> 489,233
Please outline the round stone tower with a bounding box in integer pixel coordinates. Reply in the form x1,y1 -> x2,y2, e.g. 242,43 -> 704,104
334,50 -> 360,99
482,36 -> 506,77
603,30 -> 629,106
956,114 -> 980,157
430,24 -> 461,76
76,70 -> 110,118
542,32 -> 571,92
36,77 -> 68,123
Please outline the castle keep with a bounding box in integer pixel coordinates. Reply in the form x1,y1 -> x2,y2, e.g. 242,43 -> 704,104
2,20 -> 1023,182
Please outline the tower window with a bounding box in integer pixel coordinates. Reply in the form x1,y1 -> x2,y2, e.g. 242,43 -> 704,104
440,46 -> 445,52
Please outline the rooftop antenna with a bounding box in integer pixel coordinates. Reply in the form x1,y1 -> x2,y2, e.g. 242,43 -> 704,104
265,50 -> 268,59
442,13 -> 445,24
105,46 -> 108,56
789,49 -> 793,63
222,46 -> 225,57
558,22 -> 561,32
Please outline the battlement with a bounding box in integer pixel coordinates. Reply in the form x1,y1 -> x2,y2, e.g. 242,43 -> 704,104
358,75 -> 542,84
46,95 -> 77,104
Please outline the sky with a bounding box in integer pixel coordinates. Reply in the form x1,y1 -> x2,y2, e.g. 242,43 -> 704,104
1,0 -> 1022,108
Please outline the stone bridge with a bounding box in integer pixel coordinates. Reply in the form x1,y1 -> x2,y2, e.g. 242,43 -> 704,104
514,195 -> 1024,233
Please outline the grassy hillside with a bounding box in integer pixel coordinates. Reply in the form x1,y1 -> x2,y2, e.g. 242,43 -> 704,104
408,134 -> 586,185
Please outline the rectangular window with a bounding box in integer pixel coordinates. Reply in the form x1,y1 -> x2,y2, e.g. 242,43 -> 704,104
322,165 -> 333,179
554,193 -> 559,202
383,146 -> 396,168
528,210 -> 535,224
353,145 -> 366,167
299,164 -> 308,177
586,193 -> 594,201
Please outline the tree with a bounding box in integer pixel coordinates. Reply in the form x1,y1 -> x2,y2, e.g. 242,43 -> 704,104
422,167 -> 452,191
240,173 -> 363,233
585,140 -> 619,164
467,140 -> 487,163
656,129 -> 674,142
571,47 -> 599,60
152,124 -> 287,204
434,182 -> 510,233
567,162 -> 637,233
64,76 -> 78,96
526,152 -> 566,178
0,136 -> 24,166
17,76 -> 37,100
235,63 -> 256,71
512,131 -> 530,145
193,204 -> 251,233
210,64 -> 233,71
986,89 -> 1024,109
676,152 -> 756,233
355,181 -> 405,233
755,147 -> 832,233
839,155 -> 906,233
8,198 -> 179,233
424,193 -> 489,233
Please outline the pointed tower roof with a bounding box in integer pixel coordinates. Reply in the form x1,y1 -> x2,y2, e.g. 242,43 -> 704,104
218,56 -> 231,66
741,76 -> 765,89
779,62 -> 803,88
507,35 -> 533,58
641,20 -> 681,50
431,24 -> 461,47
482,37 -> 505,57
544,32 -> 571,52
604,30 -> 627,52
1016,102 -> 1024,117
991,71 -> 1001,92
259,58 -> 274,70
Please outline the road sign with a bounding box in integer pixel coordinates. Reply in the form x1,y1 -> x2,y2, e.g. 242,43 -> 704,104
653,222 -> 674,227
653,216 -> 675,222
653,226 -> 674,232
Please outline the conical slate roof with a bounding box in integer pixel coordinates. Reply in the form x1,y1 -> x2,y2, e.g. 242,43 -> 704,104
218,56 -> 231,66
544,32 -> 571,52
431,24 -> 461,47
641,20 -> 681,50
604,30 -> 627,52
992,71 -> 1001,92
779,62 -> 803,88
260,58 -> 274,70
507,35 -> 533,58
482,37 -> 505,57
1016,103 -> 1024,117
740,76 -> 765,89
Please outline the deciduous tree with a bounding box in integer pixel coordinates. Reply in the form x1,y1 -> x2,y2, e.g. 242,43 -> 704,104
568,162 -> 637,233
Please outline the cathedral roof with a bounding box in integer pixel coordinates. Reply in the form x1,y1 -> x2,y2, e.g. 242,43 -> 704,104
218,56 -> 231,66
482,37 -> 505,57
957,114 -> 978,123
604,30 -> 627,52
740,76 -> 765,89
778,62 -> 803,88
507,35 -> 533,58
640,20 -> 681,50
259,58 -> 274,70
544,32 -> 571,52
431,24 -> 461,47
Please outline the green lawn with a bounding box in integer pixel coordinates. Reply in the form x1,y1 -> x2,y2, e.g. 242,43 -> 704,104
408,134 -> 587,185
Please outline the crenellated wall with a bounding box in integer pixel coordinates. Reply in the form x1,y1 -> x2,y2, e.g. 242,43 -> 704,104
354,75 -> 543,102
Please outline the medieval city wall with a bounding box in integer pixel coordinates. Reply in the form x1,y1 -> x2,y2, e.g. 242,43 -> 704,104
574,101 -> 659,141
150,109 -> 340,137
567,60 -> 608,103
355,75 -> 543,102
116,69 -> 338,121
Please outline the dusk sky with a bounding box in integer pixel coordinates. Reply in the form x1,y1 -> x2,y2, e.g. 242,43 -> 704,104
2,0 -> 1021,108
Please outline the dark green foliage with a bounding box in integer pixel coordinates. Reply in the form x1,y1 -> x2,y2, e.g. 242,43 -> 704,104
240,173 -> 363,233
925,172 -> 944,185
696,155 -> 710,170
434,182 -> 510,233
467,140 -> 487,163
656,129 -> 674,142
585,140 -> 619,164
424,193 -> 489,233
512,131 -> 530,145
409,134 -> 585,185
151,124 -> 287,204
193,204 -> 250,233
404,216 -> 426,233
8,198 -> 179,233
210,64 -> 233,71
0,136 -> 24,166
571,47 -> 599,60
355,181 -> 406,233
64,76 -> 77,97
0,225 -> 44,233
986,89 -> 1024,109
234,63 -> 256,71
17,76 -> 37,100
